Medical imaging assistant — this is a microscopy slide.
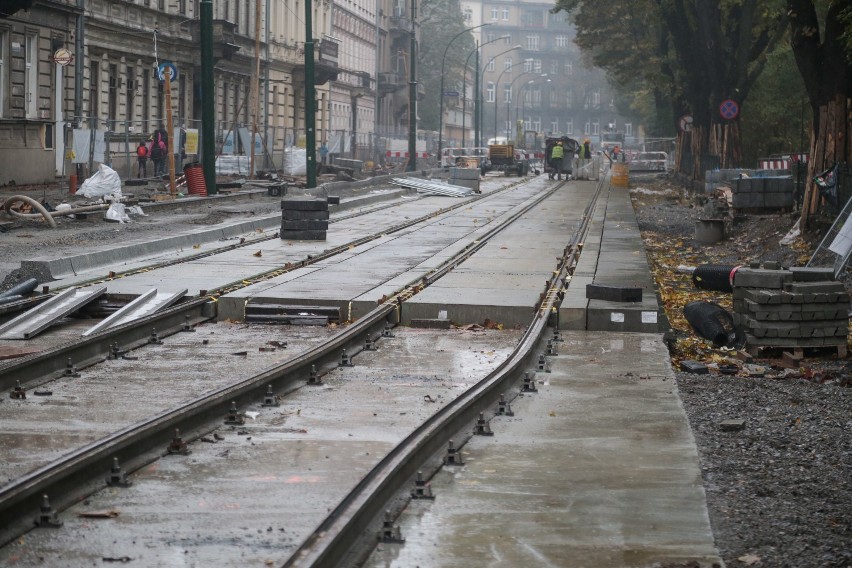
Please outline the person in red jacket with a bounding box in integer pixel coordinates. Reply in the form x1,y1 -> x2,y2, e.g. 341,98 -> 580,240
136,141 -> 149,178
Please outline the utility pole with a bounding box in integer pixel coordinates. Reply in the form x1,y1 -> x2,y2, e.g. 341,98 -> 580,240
249,0 -> 261,179
474,47 -> 480,148
406,0 -> 417,172
74,0 -> 85,181
305,0 -> 317,188
200,0 -> 216,194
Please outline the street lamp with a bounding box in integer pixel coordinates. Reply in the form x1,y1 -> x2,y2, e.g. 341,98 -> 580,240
460,35 -> 507,148
516,77 -> 550,136
509,76 -> 548,142
479,45 -> 522,144
438,22 -> 491,159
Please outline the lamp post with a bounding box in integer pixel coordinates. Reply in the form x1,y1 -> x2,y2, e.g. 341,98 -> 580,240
515,76 -> 550,139
460,35 -> 506,148
509,75 -> 548,141
479,45 -> 521,144
438,22 -> 491,160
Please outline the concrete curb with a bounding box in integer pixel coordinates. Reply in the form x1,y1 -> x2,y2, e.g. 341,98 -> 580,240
22,187 -> 415,281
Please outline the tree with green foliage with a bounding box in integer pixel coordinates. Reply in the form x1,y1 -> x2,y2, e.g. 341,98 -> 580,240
416,0 -> 475,134
551,0 -> 787,178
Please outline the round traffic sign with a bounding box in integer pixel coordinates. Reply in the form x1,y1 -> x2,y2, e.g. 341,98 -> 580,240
157,61 -> 178,82
719,99 -> 739,120
53,48 -> 73,66
678,114 -> 693,133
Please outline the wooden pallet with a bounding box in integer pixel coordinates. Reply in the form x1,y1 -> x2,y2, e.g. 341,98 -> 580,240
746,343 -> 848,359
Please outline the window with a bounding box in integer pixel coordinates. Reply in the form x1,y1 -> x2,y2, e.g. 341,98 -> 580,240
549,60 -> 558,75
179,0 -> 186,14
0,29 -> 7,118
592,89 -> 600,108
487,58 -> 495,72
524,59 -> 533,73
24,33 -> 37,119
89,60 -> 100,119
531,87 -> 541,105
491,7 -> 498,20
504,57 -> 512,71
108,63 -> 118,127
486,82 -> 495,103
502,8 -> 509,20
526,34 -> 539,51
625,122 -> 632,136
486,32 -> 495,43
463,8 -> 472,21
142,72 -> 150,125
523,10 -> 543,27
566,119 -> 573,134
531,116 -> 540,131
158,0 -> 164,9
503,84 -> 511,103
584,121 -> 590,135
565,90 -> 573,107
504,34 -> 512,45
565,62 -> 573,75
533,59 -> 542,73
555,35 -> 569,48
550,120 -> 558,134
592,121 -> 599,135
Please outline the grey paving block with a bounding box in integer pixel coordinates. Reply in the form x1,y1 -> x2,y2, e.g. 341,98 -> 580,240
282,209 -> 330,221
764,192 -> 793,208
789,267 -> 835,282
409,318 -> 452,329
585,283 -> 642,302
280,220 -> 329,231
281,198 -> 329,211
279,229 -> 327,241
733,268 -> 792,289
732,192 -> 764,208
679,360 -> 708,374
785,281 -> 847,294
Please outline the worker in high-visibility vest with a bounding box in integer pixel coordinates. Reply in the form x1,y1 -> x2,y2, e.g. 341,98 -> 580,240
550,141 -> 565,181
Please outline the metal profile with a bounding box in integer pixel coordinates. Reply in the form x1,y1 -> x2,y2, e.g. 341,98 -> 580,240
0,286 -> 107,340
81,288 -> 188,337
390,177 -> 473,198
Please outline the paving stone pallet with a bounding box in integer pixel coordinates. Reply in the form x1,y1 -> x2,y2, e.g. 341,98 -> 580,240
280,197 -> 329,241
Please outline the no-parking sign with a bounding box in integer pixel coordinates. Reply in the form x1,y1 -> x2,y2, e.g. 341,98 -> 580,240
719,99 -> 739,120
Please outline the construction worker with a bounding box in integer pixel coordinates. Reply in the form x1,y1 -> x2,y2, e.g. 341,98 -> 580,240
550,141 -> 565,181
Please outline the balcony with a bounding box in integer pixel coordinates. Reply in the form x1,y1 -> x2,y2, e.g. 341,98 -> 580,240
292,37 -> 340,85
188,19 -> 241,62
378,72 -> 404,94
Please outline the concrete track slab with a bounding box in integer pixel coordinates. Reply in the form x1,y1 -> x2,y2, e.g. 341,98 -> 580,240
365,331 -> 721,568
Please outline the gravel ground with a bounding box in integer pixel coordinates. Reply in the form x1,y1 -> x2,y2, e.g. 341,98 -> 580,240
631,173 -> 852,568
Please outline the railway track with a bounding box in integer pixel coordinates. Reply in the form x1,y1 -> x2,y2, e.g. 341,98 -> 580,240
0,175 -> 601,565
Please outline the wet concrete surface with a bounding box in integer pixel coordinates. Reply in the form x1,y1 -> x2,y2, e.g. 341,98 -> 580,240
0,322 -> 338,485
0,328 -> 521,567
365,331 -> 721,568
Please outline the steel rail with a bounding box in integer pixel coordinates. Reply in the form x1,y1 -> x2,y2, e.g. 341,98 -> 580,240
283,176 -> 606,567
0,179 -> 528,391
0,176 -> 554,548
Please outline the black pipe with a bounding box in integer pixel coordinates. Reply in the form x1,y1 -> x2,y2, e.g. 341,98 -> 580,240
0,278 -> 38,299
692,264 -> 739,292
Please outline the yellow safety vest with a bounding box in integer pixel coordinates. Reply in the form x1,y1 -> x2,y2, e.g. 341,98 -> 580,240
551,145 -> 564,159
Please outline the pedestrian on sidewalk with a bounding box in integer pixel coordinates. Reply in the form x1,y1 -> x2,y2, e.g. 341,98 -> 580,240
136,141 -> 149,178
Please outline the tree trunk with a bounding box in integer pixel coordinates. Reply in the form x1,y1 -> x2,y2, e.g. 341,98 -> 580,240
801,94 -> 852,225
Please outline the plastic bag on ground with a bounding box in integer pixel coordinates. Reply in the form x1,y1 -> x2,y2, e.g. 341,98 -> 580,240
104,203 -> 130,223
79,164 -> 123,200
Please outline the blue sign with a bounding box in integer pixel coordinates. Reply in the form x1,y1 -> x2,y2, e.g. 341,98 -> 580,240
719,99 -> 739,120
157,61 -> 178,82
443,91 -> 459,97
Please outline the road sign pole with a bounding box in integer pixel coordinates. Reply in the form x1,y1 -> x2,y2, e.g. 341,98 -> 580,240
165,69 -> 176,196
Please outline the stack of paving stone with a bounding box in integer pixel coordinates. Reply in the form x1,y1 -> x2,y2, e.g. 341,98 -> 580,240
732,177 -> 794,209
280,197 -> 328,240
732,264 -> 849,356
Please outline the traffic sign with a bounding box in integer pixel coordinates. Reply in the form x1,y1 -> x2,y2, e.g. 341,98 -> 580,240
52,48 -> 73,66
719,99 -> 739,120
443,91 -> 459,97
157,61 -> 178,82
678,114 -> 693,133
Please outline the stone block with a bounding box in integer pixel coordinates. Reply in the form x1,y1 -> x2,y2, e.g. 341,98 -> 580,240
679,360 -> 708,374
281,220 -> 329,231
764,191 -> 793,208
789,267 -> 835,282
279,229 -> 327,241
281,198 -> 329,211
785,281 -> 847,294
282,209 -> 330,221
732,192 -> 764,208
734,268 -> 792,290
585,283 -> 642,302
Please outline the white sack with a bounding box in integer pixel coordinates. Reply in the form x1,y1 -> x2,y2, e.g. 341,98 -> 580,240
79,164 -> 122,200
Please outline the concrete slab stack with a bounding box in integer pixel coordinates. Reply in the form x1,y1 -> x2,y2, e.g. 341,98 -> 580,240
732,266 -> 849,356
448,167 -> 481,193
732,177 -> 794,210
280,198 -> 329,241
